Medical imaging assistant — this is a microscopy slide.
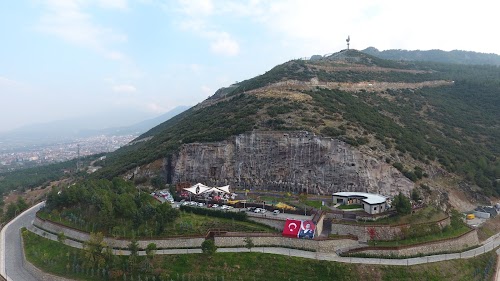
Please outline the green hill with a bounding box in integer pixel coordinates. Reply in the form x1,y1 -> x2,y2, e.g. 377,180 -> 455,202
93,49 -> 500,199
362,47 -> 500,65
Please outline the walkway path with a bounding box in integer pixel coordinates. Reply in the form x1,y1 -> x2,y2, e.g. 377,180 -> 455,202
2,202 -> 500,281
29,221 -> 500,266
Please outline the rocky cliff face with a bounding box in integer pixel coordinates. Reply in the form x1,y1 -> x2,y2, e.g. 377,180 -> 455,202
171,131 -> 414,196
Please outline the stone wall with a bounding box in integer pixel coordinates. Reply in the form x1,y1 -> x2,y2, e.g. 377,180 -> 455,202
213,235 -> 359,253
171,131 -> 414,196
34,216 -> 205,249
331,217 -> 451,242
347,229 -> 479,257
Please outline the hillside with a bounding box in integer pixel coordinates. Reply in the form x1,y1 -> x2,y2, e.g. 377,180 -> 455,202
95,49 -> 500,208
362,47 -> 500,65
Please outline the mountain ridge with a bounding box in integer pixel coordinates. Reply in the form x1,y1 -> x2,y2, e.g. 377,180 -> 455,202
86,49 -> 500,208
362,47 -> 500,65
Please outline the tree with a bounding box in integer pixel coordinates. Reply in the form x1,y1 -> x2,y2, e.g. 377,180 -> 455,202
83,232 -> 107,269
411,188 -> 421,202
201,239 -> 217,256
145,242 -> 157,260
244,236 -> 254,251
57,232 -> 66,244
393,192 -> 412,215
16,197 -> 28,211
145,243 -> 157,271
128,239 -> 139,273
4,203 -> 19,221
154,203 -> 179,235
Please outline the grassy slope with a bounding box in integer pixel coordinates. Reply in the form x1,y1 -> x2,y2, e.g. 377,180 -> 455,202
38,209 -> 276,238
23,230 -> 497,281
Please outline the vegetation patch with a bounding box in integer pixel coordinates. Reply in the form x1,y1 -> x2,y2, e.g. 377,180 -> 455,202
23,229 -> 496,281
368,210 -> 470,246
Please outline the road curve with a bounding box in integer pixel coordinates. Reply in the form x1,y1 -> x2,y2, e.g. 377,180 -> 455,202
0,202 -> 44,281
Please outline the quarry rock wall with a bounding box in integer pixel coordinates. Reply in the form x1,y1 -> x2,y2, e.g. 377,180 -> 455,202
172,131 -> 414,196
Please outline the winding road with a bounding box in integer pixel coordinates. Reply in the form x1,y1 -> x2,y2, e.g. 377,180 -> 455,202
0,202 -> 44,281
2,202 -> 500,280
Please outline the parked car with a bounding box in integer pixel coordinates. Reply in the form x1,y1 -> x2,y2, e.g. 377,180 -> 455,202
248,207 -> 256,212
254,208 -> 261,213
198,202 -> 205,207
273,210 -> 280,215
212,204 -> 219,208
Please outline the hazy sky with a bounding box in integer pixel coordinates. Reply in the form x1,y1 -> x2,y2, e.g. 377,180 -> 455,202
1,0 -> 499,132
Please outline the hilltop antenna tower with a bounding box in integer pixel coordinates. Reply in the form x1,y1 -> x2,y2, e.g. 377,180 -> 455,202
346,35 -> 350,50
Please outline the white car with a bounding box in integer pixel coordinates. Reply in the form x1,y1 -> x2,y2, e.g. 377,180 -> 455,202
254,208 -> 261,213
212,204 -> 219,208
198,203 -> 205,207
260,208 -> 267,213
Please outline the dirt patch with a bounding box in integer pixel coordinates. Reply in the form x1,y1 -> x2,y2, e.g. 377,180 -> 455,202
477,215 -> 500,242
251,89 -> 313,102
2,179 -> 67,212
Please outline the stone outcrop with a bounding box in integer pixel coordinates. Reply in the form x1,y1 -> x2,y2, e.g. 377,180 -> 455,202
171,131 -> 414,196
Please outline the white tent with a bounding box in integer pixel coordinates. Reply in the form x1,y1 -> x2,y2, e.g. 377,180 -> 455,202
206,185 -> 231,194
217,185 -> 230,193
183,183 -> 210,195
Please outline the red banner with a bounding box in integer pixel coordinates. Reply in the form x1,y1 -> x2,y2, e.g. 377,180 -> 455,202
282,219 -> 302,238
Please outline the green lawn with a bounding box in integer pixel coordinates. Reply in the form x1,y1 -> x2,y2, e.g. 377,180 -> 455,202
37,209 -> 277,239
305,200 -> 324,208
368,224 -> 471,247
23,229 -> 497,281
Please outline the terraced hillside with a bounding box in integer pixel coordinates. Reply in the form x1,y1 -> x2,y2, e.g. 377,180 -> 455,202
95,49 -> 500,208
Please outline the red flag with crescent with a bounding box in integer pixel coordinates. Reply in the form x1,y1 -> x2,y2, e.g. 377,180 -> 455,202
282,219 -> 302,238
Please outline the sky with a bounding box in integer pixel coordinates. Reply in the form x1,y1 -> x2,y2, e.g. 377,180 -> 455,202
1,0 -> 500,132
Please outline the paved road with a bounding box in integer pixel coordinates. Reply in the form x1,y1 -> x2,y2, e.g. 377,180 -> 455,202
3,202 -> 500,280
0,202 -> 44,281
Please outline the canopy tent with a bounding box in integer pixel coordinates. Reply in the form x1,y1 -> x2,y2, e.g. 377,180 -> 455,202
217,185 -> 230,193
183,183 -> 210,195
206,185 -> 231,194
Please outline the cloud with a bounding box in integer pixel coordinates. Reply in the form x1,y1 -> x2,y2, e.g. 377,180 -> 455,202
177,0 -> 214,17
201,85 -> 212,96
97,0 -> 128,10
0,76 -> 18,87
36,0 -> 127,59
209,32 -> 240,56
173,0 -> 240,56
146,102 -> 166,113
112,84 -> 137,93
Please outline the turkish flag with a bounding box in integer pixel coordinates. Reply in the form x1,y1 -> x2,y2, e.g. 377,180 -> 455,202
282,219 -> 302,238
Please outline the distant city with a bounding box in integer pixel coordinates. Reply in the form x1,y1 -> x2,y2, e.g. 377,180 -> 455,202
0,134 -> 137,172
